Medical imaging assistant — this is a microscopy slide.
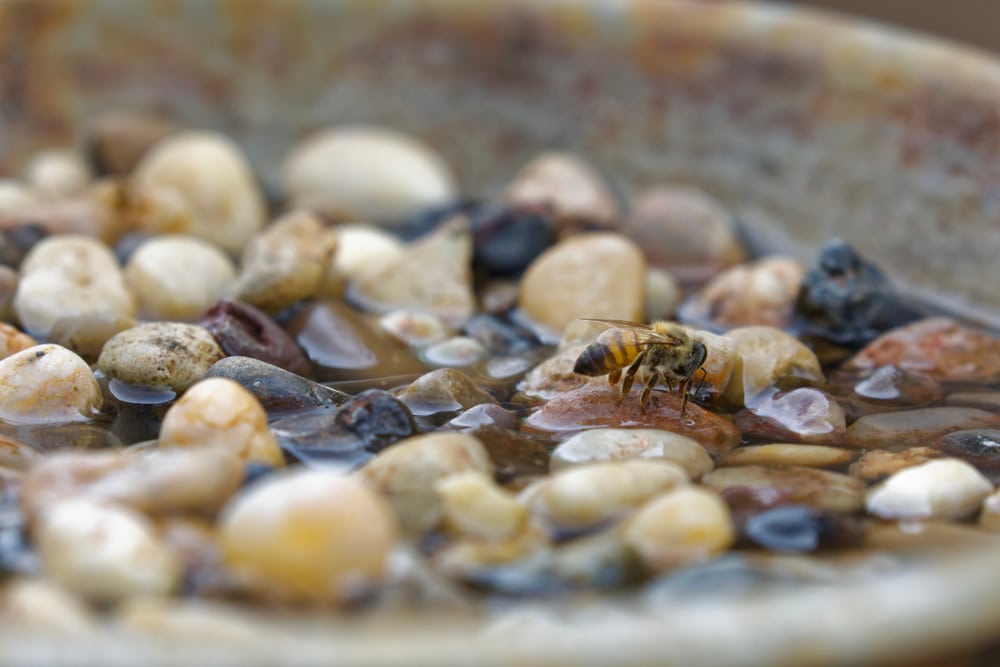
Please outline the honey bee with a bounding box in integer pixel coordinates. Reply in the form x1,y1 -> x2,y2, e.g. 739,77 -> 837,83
573,318 -> 707,414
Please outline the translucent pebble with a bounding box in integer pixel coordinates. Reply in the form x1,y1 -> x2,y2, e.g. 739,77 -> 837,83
420,336 -> 487,367
219,469 -> 397,603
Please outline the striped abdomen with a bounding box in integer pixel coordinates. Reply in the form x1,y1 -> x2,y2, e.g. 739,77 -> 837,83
572,330 -> 644,376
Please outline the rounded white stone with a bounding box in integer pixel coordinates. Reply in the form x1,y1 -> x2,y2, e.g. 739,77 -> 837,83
0,344 -> 101,425
866,458 -> 994,520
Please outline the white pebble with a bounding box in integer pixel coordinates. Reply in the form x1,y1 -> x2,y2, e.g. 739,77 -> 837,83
866,458 -> 993,520
0,344 -> 101,425
550,428 -> 713,480
0,578 -> 96,636
23,149 -> 92,198
36,499 -> 181,602
125,235 -> 236,320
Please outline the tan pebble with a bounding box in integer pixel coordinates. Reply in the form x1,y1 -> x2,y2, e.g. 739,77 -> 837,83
379,310 -> 449,347
116,598 -> 262,644
362,432 -> 492,535
532,460 -> 687,531
319,223 -> 405,296
434,471 -> 526,541
866,458 -> 993,520
85,110 -> 176,176
158,377 -> 284,468
97,322 -> 224,392
506,151 -> 619,232
0,344 -> 101,425
125,234 -> 237,320
518,233 -> 645,336
396,368 -> 497,416
516,343 -> 590,401
219,469 -> 397,603
433,523 -> 550,579
14,234 -> 135,338
688,327 -> 737,400
847,447 -> 943,482
0,323 -> 37,360
131,131 -> 265,254
979,489 -> 1000,532
846,407 -> 1000,449
350,217 -> 475,328
48,311 -> 136,363
0,578 -> 96,636
718,444 -> 854,468
0,179 -> 37,217
702,465 -> 864,514
421,336 -> 487,367
721,326 -> 824,407
283,125 -> 458,224
36,499 -> 181,602
23,149 -> 92,197
550,428 -> 713,480
231,210 -> 337,313
624,486 -> 734,572
687,256 -> 804,329
644,268 -> 682,320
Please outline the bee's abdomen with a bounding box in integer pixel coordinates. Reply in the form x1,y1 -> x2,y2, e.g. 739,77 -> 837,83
573,338 -> 634,376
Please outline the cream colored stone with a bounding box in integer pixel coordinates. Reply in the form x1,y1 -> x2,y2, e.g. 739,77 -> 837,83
435,471 -> 526,541
97,322 -> 224,392
718,444 -> 854,468
0,344 -> 101,425
722,326 -> 825,407
550,428 -> 713,480
0,579 -> 96,636
506,151 -> 619,229
866,458 -> 993,520
23,149 -> 92,197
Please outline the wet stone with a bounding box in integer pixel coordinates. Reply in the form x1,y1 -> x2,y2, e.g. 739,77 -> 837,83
444,403 -> 521,432
866,458 -> 993,521
979,490 -> 1000,532
465,424 -> 551,480
844,365 -> 943,405
845,407 -> 1000,449
945,392 -> 1000,411
0,423 -> 121,454
469,201 -> 555,277
523,383 -> 741,456
201,300 -> 309,376
742,505 -> 863,554
721,326 -> 825,408
104,377 -> 175,445
844,317 -> 1000,383
47,312 -> 136,364
549,428 -> 713,480
420,337 -> 487,367
515,343 -> 590,401
935,430 -> 1000,473
0,345 -> 103,426
463,314 -> 537,355
205,356 -> 349,414
396,368 -> 497,417
794,240 -> 918,347
701,465 -> 865,514
379,311 -> 449,348
732,388 -> 846,445
718,444 -> 854,469
97,322 -> 224,393
848,447 -> 943,482
328,390 -> 418,455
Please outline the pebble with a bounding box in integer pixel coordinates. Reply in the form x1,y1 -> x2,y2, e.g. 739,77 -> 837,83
702,465 -> 865,514
130,131 -> 266,254
396,368 -> 496,416
124,234 -> 237,320
517,233 -> 645,335
866,458 -> 993,520
0,578 -> 97,636
464,425 -> 551,480
523,382 -> 742,456
625,186 -> 744,279
0,435 -> 41,471
362,432 -> 492,535
721,326 -> 825,407
320,224 -> 404,296
934,430 -> 1000,473
684,256 -> 805,329
469,202 -> 555,277
644,268 -> 683,321
978,489 -> 1000,532
732,388 -> 846,445
794,240 -> 917,346
434,471 -> 526,541
529,460 -> 688,532
848,447 -> 943,482
718,444 -> 854,469
22,447 -> 244,520
516,343 -> 591,401
0,323 -> 37,361
850,365 -> 943,404
23,149 -> 92,198
0,266 -> 17,322
505,151 -> 620,233
444,403 -> 521,432
623,486 -> 734,572
97,322 -> 224,392
204,356 -> 349,413
282,125 -> 458,224
36,498 -> 181,602
379,310 -> 449,347
116,598 -> 261,644
420,336 -> 487,367
230,210 -> 338,313
14,234 -> 135,339
158,377 -> 285,467
200,300 -> 310,376
944,392 -> 1000,411
743,505 -> 862,554
0,181 -> 38,218
349,217 -> 475,328
85,110 -> 176,176
463,314 -> 537,354
845,407 -> 1000,449
549,428 -> 714,480
218,469 -> 398,603
844,317 -> 1000,383
288,300 -> 426,381
0,344 -> 101,425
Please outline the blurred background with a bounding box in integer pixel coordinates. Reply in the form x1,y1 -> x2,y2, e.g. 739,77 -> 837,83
790,0 -> 1000,54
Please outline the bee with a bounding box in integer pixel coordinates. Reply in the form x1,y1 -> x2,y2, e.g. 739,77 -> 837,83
573,318 -> 708,415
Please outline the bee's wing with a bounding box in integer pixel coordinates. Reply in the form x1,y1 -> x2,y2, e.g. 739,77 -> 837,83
578,317 -> 653,330
581,318 -> 685,347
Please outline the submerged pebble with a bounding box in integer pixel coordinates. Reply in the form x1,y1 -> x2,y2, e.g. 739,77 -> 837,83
733,388 -> 846,445
396,368 -> 496,416
204,356 -> 349,413
200,300 -> 309,375
846,407 -> 1000,449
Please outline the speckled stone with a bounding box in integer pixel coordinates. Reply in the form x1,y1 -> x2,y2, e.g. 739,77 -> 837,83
98,322 -> 224,392
702,465 -> 865,514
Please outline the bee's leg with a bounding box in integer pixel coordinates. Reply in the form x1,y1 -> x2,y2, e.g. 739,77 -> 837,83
618,353 -> 644,405
608,368 -> 622,386
679,378 -> 691,416
640,372 -> 661,412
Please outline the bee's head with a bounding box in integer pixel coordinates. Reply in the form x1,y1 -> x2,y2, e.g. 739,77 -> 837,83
686,340 -> 708,376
